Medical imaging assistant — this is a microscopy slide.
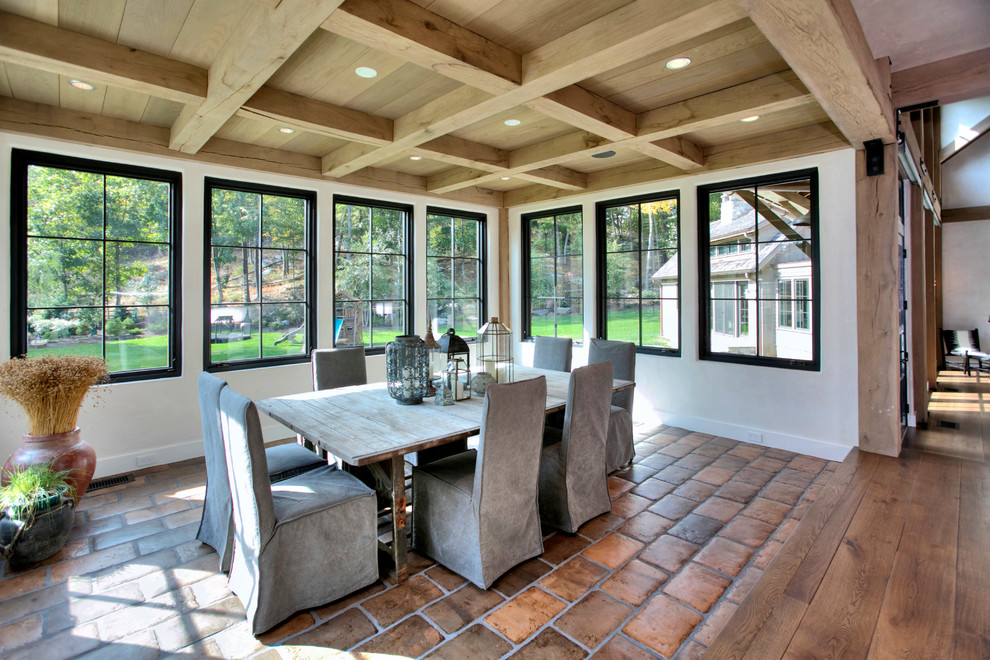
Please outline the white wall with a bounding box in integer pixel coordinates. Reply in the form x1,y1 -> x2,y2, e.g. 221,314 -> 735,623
942,220 -> 990,339
941,97 -> 990,211
0,132 -> 498,477
510,150 -> 859,461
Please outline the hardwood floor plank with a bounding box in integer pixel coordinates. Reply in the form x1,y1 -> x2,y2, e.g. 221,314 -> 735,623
782,453 -> 916,659
954,459 -> 990,658
704,449 -> 881,659
867,451 -> 960,658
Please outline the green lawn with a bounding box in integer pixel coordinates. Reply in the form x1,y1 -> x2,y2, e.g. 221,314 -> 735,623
530,309 -> 674,347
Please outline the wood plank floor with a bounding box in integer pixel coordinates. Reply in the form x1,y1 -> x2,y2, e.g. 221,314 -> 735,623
706,369 -> 990,659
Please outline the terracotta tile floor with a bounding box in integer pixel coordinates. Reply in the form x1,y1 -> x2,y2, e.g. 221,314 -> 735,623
0,426 -> 838,659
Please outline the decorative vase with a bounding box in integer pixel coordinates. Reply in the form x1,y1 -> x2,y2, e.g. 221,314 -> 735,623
385,335 -> 429,405
0,489 -> 75,569
2,428 -> 96,503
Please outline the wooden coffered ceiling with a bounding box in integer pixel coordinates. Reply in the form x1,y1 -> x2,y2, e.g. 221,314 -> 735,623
0,0 -> 895,208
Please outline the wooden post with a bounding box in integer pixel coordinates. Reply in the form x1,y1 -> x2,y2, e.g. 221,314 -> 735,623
497,207 -> 511,330
856,142 -> 901,456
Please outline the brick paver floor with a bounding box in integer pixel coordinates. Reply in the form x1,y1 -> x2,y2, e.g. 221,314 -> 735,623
0,426 -> 838,659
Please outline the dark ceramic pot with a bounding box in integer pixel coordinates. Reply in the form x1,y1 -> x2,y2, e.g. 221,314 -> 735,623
2,428 -> 96,502
0,488 -> 75,569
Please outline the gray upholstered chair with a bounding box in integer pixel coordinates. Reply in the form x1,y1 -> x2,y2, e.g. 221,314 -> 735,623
196,372 -> 326,572
588,338 -> 636,473
219,386 -> 378,634
538,361 -> 614,533
412,376 -> 547,589
312,346 -> 367,390
533,335 -> 573,372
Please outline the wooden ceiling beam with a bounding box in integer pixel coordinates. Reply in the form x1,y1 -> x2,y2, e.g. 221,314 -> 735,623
517,166 -> 588,191
0,10 -> 206,105
941,206 -> 990,223
892,47 -> 990,109
0,96 -> 501,208
526,87 -> 637,142
503,122 -> 847,207
631,137 -> 705,170
320,0 -> 746,177
169,0 -> 346,154
322,0 -> 521,92
736,0 -> 895,146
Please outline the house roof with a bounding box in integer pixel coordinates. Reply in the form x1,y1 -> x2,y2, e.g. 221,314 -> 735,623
0,1 -> 983,209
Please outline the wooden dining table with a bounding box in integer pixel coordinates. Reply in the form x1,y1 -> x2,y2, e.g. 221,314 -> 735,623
256,365 -> 634,582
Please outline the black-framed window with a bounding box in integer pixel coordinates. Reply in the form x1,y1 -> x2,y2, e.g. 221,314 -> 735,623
10,149 -> 181,382
597,191 -> 680,354
205,178 -> 315,371
522,206 -> 583,341
333,195 -> 413,352
698,168 -> 819,370
426,207 -> 486,338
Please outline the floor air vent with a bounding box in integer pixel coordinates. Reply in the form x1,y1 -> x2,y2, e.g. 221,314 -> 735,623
87,474 -> 135,492
936,420 -> 960,430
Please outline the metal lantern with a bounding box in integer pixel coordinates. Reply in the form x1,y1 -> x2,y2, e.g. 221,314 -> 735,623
434,368 -> 454,406
385,335 -> 429,405
423,323 -> 441,396
438,328 -> 471,401
477,317 -> 514,385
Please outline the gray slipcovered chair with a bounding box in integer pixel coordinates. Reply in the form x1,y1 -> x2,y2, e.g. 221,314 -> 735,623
219,386 -> 379,634
588,338 -> 636,473
412,376 -> 548,589
312,346 -> 367,390
196,372 -> 326,572
538,361 -> 614,533
533,335 -> 573,372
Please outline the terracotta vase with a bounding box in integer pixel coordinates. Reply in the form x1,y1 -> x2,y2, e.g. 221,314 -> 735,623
2,428 -> 96,502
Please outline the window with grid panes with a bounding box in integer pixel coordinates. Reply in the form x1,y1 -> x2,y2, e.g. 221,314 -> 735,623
426,207 -> 485,337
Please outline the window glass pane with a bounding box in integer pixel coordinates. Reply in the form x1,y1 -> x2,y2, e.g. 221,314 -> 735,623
372,254 -> 405,300
106,176 -> 169,242
643,299 -> 678,349
557,212 -> 583,255
28,238 -> 103,308
335,204 -> 371,252
211,248 -> 259,304
454,218 -> 478,257
428,257 -> 452,299
604,205 -> 638,252
372,304 -> 404,347
451,300 -> 479,334
261,303 -> 307,357
642,250 -> 674,298
334,300 -> 368,348
642,199 -> 678,249
104,306 -> 169,371
606,252 -> 638,298
335,252 -> 370,301
371,207 -> 403,253
261,249 -> 306,302
529,216 -> 555,258
605,299 -> 639,343
211,190 -> 260,247
210,304 -> 260,362
432,300 -> 451,332
427,215 -> 451,256
452,258 -> 479,299
105,242 -> 170,306
26,308 -> 103,358
262,195 -> 305,250
28,166 -> 103,239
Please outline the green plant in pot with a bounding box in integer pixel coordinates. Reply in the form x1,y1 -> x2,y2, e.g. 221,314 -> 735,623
0,462 -> 76,569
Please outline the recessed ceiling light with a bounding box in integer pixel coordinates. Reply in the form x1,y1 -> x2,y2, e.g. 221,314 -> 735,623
591,150 -> 616,159
355,66 -> 378,78
277,127 -> 295,134
500,176 -> 512,181
409,155 -> 422,161
68,79 -> 95,91
503,119 -> 521,127
741,115 -> 761,122
665,57 -> 691,70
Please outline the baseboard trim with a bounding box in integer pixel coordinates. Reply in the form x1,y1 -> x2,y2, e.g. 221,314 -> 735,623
653,410 -> 853,462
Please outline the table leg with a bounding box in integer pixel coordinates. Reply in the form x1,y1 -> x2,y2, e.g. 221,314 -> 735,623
365,456 -> 408,583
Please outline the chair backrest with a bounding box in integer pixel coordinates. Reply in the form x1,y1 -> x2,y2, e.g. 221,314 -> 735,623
561,361 -> 613,482
942,329 -> 980,355
473,376 -> 547,523
313,347 -> 367,391
532,336 -> 573,372
219,387 -> 277,559
198,371 -> 231,498
588,337 -> 636,411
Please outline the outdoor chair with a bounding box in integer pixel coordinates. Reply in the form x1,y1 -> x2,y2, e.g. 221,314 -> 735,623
538,361 -> 613,533
588,338 -> 636,473
219,386 -> 378,634
532,335 -> 573,372
196,372 -> 326,572
942,329 -> 990,375
412,376 -> 547,589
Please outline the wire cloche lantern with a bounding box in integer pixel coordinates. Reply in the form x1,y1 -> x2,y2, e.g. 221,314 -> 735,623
477,317 -> 513,388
